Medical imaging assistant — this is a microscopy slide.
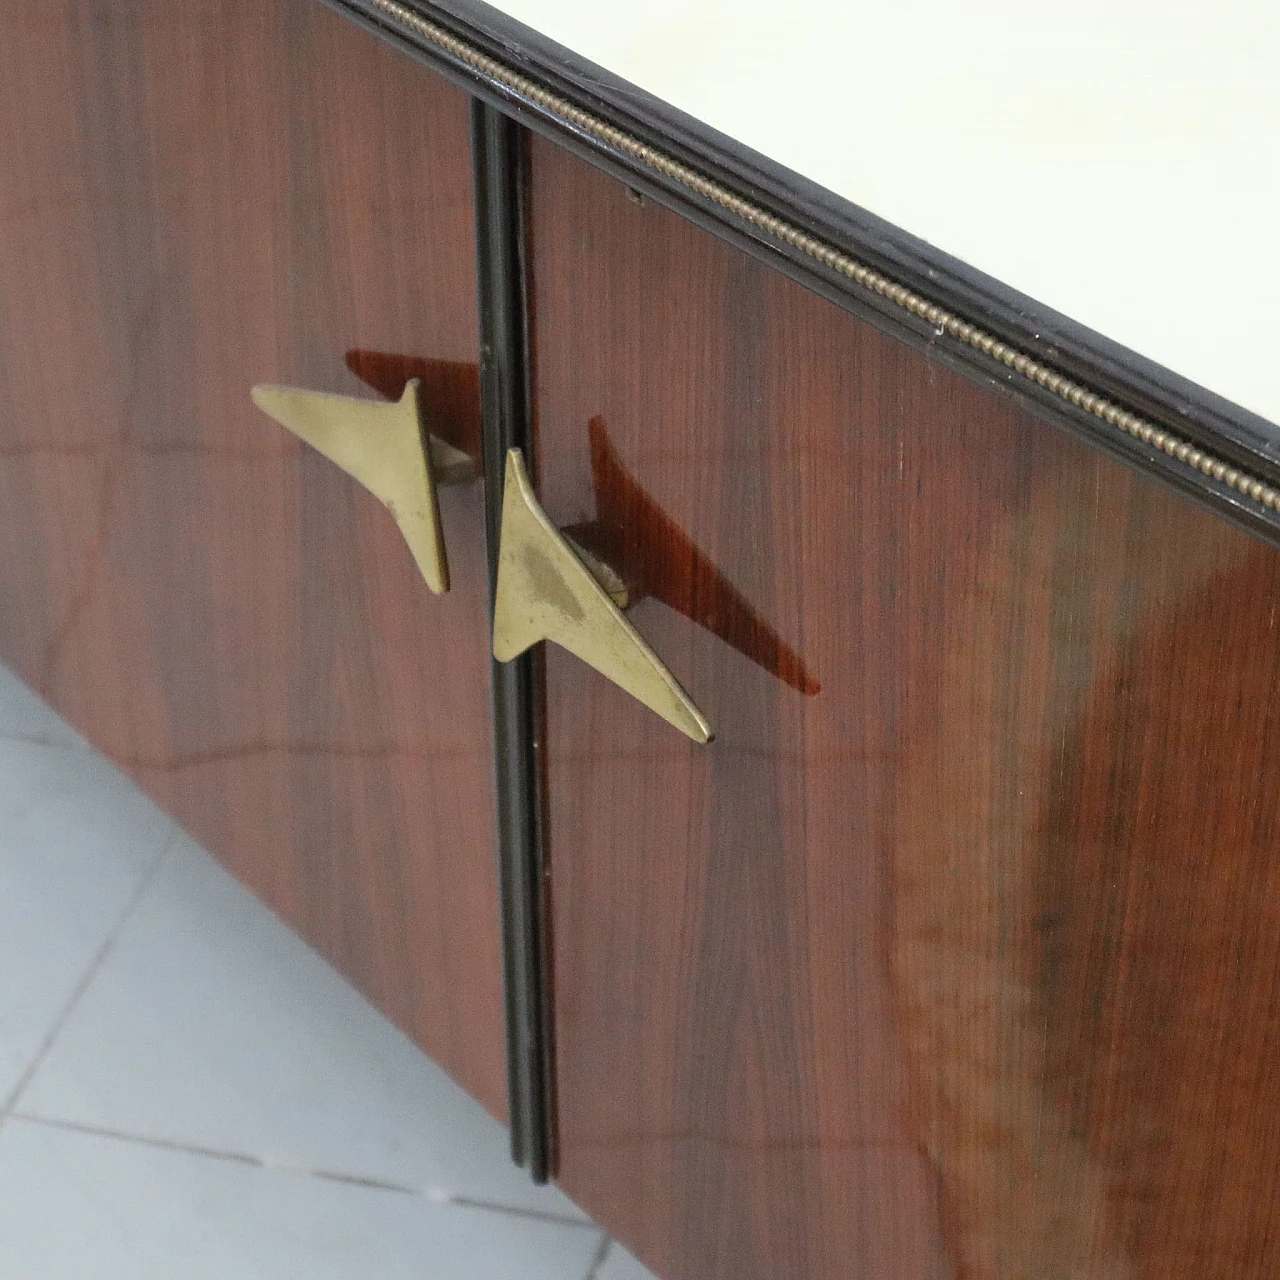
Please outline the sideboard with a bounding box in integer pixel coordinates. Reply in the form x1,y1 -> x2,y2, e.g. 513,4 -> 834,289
3,3 -> 1280,1277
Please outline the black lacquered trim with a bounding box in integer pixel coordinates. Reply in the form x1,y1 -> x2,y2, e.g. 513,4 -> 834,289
328,0 -> 1280,549
472,101 -> 555,1182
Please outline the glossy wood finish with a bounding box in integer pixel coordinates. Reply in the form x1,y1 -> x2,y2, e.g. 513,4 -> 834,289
0,0 -> 507,1117
529,138 -> 1280,1279
339,0 -> 1280,554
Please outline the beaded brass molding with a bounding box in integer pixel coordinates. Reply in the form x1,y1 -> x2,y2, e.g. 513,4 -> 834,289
365,0 -> 1280,517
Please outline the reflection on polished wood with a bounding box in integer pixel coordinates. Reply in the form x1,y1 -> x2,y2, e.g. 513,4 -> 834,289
531,135 -> 1280,1280
0,1 -> 507,1118
585,417 -> 819,695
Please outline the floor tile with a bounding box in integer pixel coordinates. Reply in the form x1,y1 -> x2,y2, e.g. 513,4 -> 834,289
0,666 -> 79,746
0,741 -> 176,1102
597,1241 -> 662,1280
0,1118 -> 603,1280
17,833 -> 585,1219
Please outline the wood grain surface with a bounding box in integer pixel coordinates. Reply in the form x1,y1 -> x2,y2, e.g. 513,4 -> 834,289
529,137 -> 1280,1279
0,0 -> 507,1117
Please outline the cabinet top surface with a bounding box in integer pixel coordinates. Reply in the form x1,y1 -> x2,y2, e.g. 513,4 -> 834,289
486,0 -> 1280,429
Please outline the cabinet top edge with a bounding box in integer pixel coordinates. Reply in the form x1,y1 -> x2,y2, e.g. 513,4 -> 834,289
326,0 -> 1280,549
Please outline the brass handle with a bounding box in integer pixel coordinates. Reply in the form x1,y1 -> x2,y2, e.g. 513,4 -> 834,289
250,379 -> 475,593
492,448 -> 712,744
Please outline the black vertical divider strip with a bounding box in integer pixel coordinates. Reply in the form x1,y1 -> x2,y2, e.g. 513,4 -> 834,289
471,101 -> 555,1182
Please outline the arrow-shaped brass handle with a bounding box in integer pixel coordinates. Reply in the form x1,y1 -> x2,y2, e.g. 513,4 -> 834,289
250,379 -> 475,594
492,448 -> 712,744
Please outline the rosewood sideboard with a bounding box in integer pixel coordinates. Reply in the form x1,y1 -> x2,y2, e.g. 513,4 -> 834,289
4,3 -> 1280,1277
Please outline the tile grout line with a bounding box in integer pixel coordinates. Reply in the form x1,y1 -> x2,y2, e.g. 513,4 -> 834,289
0,731 -> 82,749
7,1114 -> 597,1229
0,831 -> 178,1120
9,1113 -> 263,1170
584,1234 -> 615,1279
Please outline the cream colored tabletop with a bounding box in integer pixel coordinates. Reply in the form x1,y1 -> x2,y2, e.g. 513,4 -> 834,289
490,0 -> 1280,427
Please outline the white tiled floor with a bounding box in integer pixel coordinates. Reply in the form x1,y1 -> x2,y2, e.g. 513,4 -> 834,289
0,663 -> 657,1279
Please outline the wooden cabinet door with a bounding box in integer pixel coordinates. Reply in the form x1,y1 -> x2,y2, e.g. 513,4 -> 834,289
0,1 -> 506,1118
528,136 -> 1280,1279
